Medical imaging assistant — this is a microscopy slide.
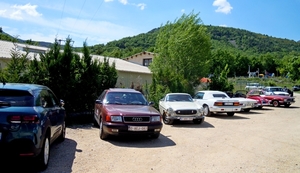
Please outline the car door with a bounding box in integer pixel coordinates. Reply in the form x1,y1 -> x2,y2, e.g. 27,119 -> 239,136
47,90 -> 65,139
39,89 -> 58,140
94,90 -> 107,124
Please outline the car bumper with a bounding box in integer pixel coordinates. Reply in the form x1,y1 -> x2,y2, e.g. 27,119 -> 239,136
103,123 -> 163,136
210,106 -> 241,113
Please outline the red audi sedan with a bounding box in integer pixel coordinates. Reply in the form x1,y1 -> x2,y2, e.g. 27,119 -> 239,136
93,88 -> 163,140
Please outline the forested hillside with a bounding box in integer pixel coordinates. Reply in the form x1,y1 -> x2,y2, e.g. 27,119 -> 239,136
86,25 -> 300,58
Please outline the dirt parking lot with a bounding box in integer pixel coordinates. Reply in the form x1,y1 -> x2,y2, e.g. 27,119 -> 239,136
3,94 -> 300,173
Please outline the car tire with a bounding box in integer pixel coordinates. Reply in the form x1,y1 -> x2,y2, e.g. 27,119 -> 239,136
272,100 -> 279,107
243,108 -> 250,112
36,135 -> 50,171
58,120 -> 66,142
162,113 -> 174,125
193,118 -> 204,124
203,105 -> 211,117
227,112 -> 235,116
99,118 -> 108,140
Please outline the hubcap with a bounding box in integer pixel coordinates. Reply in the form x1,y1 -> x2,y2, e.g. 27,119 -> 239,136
44,138 -> 49,165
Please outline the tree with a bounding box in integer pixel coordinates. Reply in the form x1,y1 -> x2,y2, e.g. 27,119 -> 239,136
149,11 -> 211,99
208,64 -> 234,92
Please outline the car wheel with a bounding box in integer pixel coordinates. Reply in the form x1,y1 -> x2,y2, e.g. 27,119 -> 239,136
203,105 -> 211,116
162,113 -> 174,125
227,112 -> 235,116
257,106 -> 263,109
36,135 -> 50,171
193,118 -> 204,124
273,100 -> 279,107
151,133 -> 160,139
58,120 -> 66,142
99,118 -> 108,140
284,104 -> 290,108
243,108 -> 250,112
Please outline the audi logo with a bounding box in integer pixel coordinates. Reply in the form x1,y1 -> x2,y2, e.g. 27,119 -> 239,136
132,117 -> 143,122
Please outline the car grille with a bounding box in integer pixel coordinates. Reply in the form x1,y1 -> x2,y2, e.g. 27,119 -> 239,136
175,110 -> 197,115
123,116 -> 150,123
287,98 -> 295,102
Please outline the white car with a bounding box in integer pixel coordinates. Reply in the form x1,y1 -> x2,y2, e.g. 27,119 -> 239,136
193,90 -> 244,116
262,86 -> 289,96
159,93 -> 205,125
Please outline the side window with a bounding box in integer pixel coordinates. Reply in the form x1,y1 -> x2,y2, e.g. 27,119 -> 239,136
194,92 -> 204,99
48,90 -> 59,106
39,89 -> 54,108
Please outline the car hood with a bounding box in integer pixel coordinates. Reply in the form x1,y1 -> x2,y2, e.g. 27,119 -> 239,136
104,105 -> 160,116
164,102 -> 201,110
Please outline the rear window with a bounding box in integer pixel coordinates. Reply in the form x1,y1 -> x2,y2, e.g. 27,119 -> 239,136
212,94 -> 228,98
0,89 -> 34,107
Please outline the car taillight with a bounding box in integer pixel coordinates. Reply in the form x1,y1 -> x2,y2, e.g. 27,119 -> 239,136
233,102 -> 240,106
214,102 -> 223,106
8,115 -> 39,124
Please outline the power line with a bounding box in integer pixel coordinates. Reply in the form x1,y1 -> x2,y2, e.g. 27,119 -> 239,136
72,0 -> 87,28
56,0 -> 67,38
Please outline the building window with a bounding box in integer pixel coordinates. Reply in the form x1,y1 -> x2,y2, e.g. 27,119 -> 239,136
143,58 -> 152,66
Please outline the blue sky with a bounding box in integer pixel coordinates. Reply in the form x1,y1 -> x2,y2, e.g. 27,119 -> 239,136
0,0 -> 299,47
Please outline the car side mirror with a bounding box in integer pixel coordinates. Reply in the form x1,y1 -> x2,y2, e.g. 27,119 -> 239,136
60,99 -> 65,107
148,101 -> 155,106
95,100 -> 103,104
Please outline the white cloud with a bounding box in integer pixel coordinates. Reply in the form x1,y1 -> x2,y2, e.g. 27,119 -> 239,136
104,0 -> 114,2
213,0 -> 233,14
0,3 -> 42,20
181,9 -> 185,13
219,24 -> 227,27
119,0 -> 128,5
137,3 -> 146,10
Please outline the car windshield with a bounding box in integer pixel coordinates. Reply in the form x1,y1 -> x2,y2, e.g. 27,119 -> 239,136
270,87 -> 283,92
0,89 -> 34,107
105,92 -> 147,105
166,94 -> 193,102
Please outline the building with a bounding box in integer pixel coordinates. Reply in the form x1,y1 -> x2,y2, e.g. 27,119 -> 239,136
124,51 -> 155,67
0,40 -> 152,92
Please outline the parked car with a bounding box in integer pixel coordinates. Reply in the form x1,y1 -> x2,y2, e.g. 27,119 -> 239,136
293,85 -> 300,91
246,90 -> 271,109
230,90 -> 258,112
245,83 -> 264,91
158,93 -> 205,125
93,88 -> 162,140
253,89 -> 295,107
193,90 -> 241,116
262,86 -> 290,96
0,83 -> 66,170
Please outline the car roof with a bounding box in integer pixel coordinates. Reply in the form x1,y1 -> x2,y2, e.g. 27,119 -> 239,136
196,90 -> 226,94
166,93 -> 191,95
107,88 -> 140,93
0,83 -> 49,91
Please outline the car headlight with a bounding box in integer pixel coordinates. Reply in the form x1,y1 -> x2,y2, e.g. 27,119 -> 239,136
151,116 -> 161,122
111,116 -> 122,122
284,99 -> 287,102
167,107 -> 175,116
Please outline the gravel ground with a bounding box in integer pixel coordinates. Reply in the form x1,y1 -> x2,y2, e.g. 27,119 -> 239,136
2,93 -> 300,173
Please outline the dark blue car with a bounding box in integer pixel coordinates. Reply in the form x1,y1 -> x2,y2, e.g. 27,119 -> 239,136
0,83 -> 66,170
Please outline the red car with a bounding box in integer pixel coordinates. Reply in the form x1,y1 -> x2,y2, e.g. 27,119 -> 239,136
247,89 -> 295,107
245,90 -> 271,109
93,88 -> 163,140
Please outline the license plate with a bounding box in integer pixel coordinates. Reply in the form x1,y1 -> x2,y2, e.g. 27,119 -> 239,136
128,126 -> 148,131
224,102 -> 233,105
180,117 -> 193,121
